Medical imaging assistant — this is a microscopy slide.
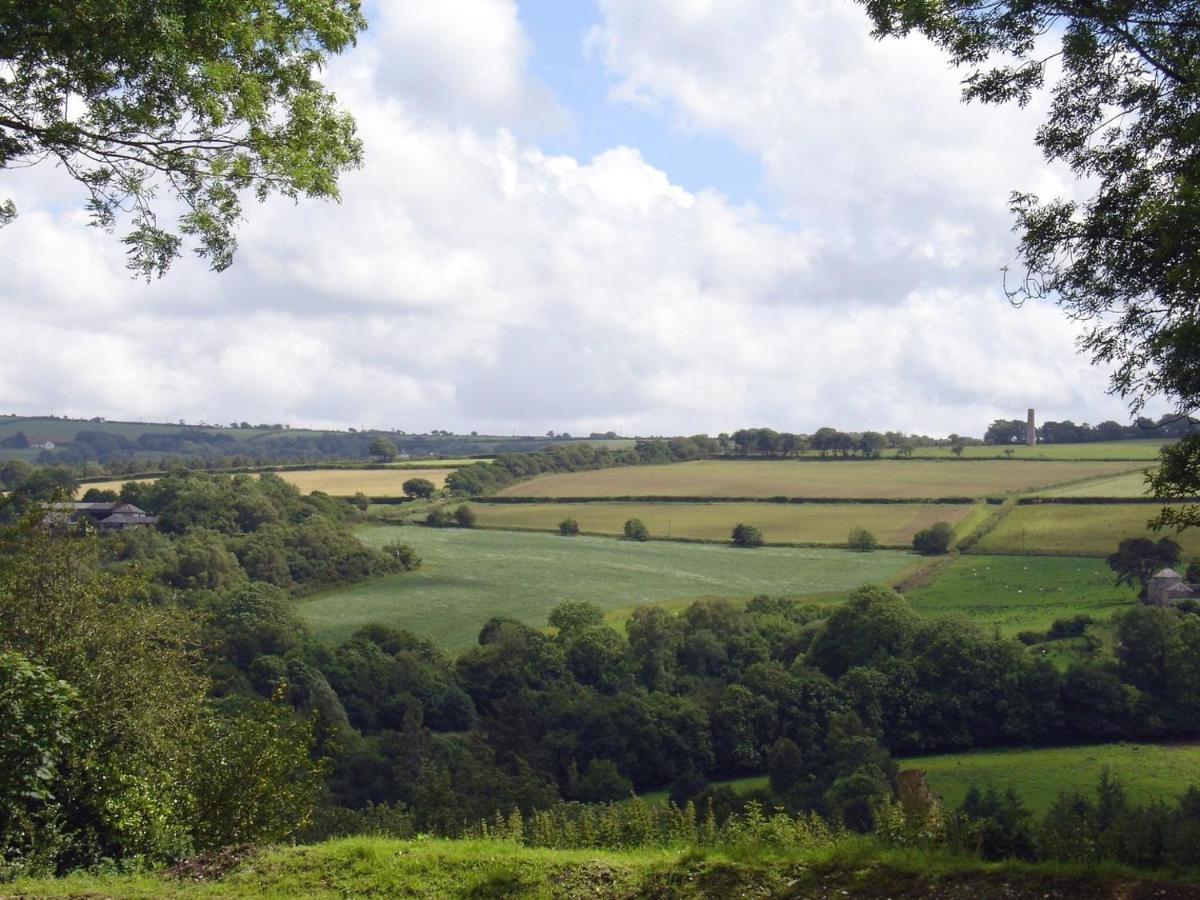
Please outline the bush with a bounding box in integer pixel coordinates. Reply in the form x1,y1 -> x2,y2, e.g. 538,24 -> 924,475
425,509 -> 453,528
847,527 -> 878,551
403,478 -> 436,500
382,541 -> 421,570
559,517 -> 580,536
731,523 -> 764,547
623,518 -> 649,541
454,504 -> 477,528
912,521 -> 954,554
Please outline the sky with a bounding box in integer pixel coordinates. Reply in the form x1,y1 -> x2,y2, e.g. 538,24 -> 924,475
0,0 -> 1159,437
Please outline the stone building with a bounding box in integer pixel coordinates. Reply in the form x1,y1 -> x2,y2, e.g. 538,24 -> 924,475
1148,568 -> 1200,606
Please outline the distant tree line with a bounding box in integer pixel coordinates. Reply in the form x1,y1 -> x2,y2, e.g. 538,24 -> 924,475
445,438 -> 716,496
985,414 -> 1198,445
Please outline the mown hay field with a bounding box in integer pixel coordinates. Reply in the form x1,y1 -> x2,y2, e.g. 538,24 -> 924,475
971,503 -> 1200,557
495,459 -> 1144,500
296,527 -> 915,647
77,467 -> 455,498
272,468 -> 455,495
469,500 -> 977,546
902,743 -> 1200,813
900,554 -> 1138,635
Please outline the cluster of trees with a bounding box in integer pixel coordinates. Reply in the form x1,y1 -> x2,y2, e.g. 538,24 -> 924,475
192,582 -> 1200,839
984,415 -> 1197,446
445,440 -> 710,497
726,428 -> 957,458
951,775 -> 1200,870
0,523 -> 325,877
87,472 -> 414,595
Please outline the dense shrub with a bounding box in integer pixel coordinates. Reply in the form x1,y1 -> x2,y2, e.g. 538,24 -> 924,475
731,523 -> 765,547
559,517 -> 580,536
847,527 -> 878,551
624,518 -> 650,541
912,521 -> 954,554
454,505 -> 477,528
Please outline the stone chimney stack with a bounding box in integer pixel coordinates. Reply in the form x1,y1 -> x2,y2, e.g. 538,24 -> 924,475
1026,409 -> 1036,447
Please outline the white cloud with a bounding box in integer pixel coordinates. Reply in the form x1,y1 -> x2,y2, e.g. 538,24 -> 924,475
0,2 -> 1140,437
365,0 -> 566,133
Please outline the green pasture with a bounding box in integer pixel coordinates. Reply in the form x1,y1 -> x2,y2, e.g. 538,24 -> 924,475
295,527 -> 915,648
469,501 -> 977,546
1034,471 -> 1155,498
496,459 -> 1143,501
903,743 -> 1200,813
904,440 -> 1170,461
971,503 -> 1200,557
641,744 -> 1200,815
900,554 -> 1138,635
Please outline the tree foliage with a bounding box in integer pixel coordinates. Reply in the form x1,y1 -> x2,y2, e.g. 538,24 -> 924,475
0,0 -> 366,277
859,0 -> 1200,529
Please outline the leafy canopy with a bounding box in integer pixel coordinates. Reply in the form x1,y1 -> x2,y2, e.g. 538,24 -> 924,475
0,0 -> 366,277
859,0 -> 1200,525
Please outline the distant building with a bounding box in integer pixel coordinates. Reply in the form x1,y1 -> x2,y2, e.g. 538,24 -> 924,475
1148,568 -> 1200,606
44,502 -> 158,532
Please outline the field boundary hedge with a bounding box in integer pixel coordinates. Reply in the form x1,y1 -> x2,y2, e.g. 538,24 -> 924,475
477,495 -> 982,505
1016,496 -> 1198,505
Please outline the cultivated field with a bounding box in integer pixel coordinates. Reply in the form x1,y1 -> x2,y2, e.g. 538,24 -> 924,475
902,743 -> 1200,813
972,503 -> 1200,557
272,467 -> 455,496
900,554 -> 1138,635
76,467 -> 455,498
1034,470 -> 1155,497
906,440 -> 1171,461
469,500 -> 977,546
495,460 -> 1143,500
295,527 -> 915,647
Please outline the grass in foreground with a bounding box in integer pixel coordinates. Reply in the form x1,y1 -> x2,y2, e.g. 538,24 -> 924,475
296,527 -> 915,647
470,501 -> 978,546
8,834 -> 1192,899
972,503 -> 1200,557
495,460 -> 1143,501
899,555 -> 1138,635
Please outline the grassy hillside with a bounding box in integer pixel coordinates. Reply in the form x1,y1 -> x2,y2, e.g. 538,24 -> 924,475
972,504 -> 1200,557
8,835 -> 1195,898
900,555 -> 1139,635
295,527 -> 916,647
495,460 -> 1143,501
469,500 -> 978,546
